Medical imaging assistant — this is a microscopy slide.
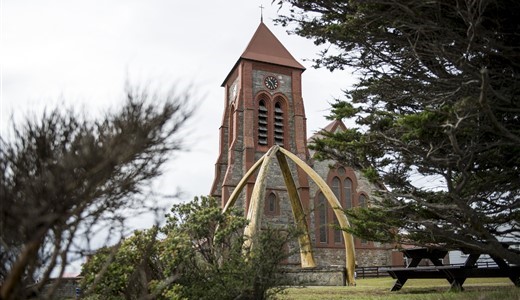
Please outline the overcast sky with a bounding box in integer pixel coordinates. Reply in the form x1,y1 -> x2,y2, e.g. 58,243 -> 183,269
1,1 -> 357,214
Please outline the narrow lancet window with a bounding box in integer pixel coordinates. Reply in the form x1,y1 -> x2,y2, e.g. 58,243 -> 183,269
258,100 -> 268,145
317,192 -> 328,243
274,102 -> 284,145
344,178 -> 353,209
332,177 -> 342,243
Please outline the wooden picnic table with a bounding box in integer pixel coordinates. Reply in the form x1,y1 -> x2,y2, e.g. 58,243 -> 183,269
401,247 -> 448,268
385,246 -> 520,291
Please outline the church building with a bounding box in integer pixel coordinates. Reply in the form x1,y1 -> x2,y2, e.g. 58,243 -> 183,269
210,21 -> 398,271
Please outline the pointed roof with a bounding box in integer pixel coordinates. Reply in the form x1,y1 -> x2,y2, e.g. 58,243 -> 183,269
241,22 -> 305,70
307,119 -> 348,160
222,22 -> 305,86
308,119 -> 348,143
323,119 -> 348,133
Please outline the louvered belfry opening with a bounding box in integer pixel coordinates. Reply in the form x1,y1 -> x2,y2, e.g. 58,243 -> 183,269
258,99 -> 268,145
274,102 -> 284,145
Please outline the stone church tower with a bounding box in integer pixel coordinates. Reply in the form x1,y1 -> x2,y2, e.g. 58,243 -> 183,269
211,22 -> 397,269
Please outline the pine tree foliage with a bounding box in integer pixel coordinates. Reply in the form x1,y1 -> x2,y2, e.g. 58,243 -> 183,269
276,0 -> 520,263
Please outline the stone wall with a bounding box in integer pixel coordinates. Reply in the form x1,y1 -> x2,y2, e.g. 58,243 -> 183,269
356,248 -> 393,266
279,266 -> 346,286
42,277 -> 81,299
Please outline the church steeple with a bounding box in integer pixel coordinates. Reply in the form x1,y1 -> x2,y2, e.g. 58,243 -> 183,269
212,21 -> 309,210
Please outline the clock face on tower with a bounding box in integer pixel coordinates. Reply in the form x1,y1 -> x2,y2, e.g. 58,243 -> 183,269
264,76 -> 279,90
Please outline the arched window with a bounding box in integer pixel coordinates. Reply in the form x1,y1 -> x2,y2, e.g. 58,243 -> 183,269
274,101 -> 284,145
258,99 -> 268,146
331,177 -> 342,243
316,192 -> 328,244
316,166 -> 369,247
344,178 -> 353,209
331,177 -> 340,199
268,193 -> 276,213
265,192 -> 279,216
359,194 -> 367,208
256,94 -> 287,147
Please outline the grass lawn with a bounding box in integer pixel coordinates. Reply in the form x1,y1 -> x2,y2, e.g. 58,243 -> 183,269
278,277 -> 520,300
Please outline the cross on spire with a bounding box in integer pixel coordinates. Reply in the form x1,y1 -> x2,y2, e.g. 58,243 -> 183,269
259,4 -> 264,22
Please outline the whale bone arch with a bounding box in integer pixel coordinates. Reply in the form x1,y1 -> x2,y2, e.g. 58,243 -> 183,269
222,145 -> 356,285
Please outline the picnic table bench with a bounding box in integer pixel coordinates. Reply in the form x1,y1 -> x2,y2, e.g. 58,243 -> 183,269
384,246 -> 520,291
